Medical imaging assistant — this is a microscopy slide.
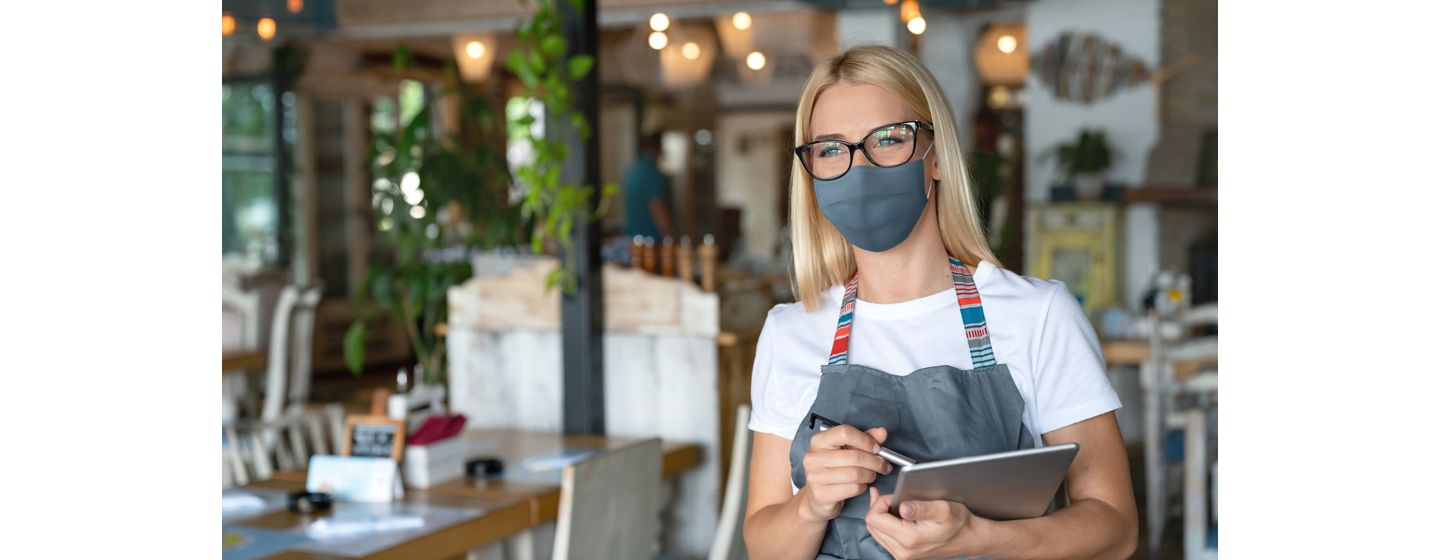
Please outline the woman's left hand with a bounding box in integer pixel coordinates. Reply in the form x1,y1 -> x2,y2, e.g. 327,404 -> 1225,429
865,487 -> 990,560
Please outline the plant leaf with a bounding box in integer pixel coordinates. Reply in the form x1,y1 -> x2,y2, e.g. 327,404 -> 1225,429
567,55 -> 595,79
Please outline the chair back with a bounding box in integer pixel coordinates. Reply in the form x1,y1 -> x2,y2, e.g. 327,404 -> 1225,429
260,286 -> 301,422
285,286 -> 323,412
708,404 -> 752,560
553,438 -> 663,560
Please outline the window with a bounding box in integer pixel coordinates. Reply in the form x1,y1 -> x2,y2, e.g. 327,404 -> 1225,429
222,81 -> 294,265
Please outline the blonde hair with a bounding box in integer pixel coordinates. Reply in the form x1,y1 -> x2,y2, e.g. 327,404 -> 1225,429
789,44 -> 1000,310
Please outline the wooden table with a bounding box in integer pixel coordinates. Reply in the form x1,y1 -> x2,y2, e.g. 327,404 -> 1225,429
239,430 -> 703,559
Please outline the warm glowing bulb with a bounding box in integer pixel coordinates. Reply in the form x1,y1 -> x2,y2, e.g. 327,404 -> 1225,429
746,51 -> 766,70
883,0 -> 899,5
681,42 -> 700,60
287,0 -> 304,13
997,35 -> 1018,54
222,14 -> 236,36
732,12 -> 752,30
465,41 -> 486,59
650,13 -> 670,32
907,16 -> 927,35
257,18 -> 277,41
648,31 -> 669,50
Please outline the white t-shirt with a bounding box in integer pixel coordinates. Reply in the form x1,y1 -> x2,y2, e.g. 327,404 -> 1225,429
748,261 -> 1122,447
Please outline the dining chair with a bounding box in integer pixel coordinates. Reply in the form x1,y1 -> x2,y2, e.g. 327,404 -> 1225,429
708,404 -> 752,560
552,438 -> 663,560
1142,301 -> 1218,555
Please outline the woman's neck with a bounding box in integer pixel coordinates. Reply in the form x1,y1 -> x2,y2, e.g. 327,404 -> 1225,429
853,205 -> 953,304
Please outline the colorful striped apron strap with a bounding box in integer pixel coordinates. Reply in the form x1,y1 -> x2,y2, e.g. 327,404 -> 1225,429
826,258 -> 996,368
827,274 -> 860,365
949,256 -> 997,368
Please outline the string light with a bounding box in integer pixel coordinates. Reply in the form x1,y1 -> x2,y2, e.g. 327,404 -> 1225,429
650,13 -> 669,32
682,42 -> 700,60
257,18 -> 277,41
222,14 -> 236,36
287,0 -> 303,13
648,31 -> 669,50
746,51 -> 766,70
732,12 -> 752,30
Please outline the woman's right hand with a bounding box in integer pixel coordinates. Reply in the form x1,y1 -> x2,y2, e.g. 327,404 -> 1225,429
798,424 -> 893,522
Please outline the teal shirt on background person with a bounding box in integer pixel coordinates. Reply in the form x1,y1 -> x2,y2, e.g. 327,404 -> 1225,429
624,154 -> 668,239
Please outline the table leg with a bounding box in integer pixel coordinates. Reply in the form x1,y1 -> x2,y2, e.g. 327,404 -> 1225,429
1184,406 -> 1209,560
1143,361 -> 1166,554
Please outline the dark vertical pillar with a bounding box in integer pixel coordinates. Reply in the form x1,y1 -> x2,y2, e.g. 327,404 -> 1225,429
559,0 -> 605,435
271,77 -> 292,267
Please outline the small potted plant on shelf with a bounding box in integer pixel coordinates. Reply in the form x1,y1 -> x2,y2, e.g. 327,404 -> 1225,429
1049,129 -> 1114,200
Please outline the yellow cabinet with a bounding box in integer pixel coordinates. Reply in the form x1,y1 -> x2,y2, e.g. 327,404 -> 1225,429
1025,203 -> 1120,316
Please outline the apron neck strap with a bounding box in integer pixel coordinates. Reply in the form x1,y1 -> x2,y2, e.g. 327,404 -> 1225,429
826,257 -> 997,367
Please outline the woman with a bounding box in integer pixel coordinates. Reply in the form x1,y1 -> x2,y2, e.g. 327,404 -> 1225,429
743,45 -> 1138,560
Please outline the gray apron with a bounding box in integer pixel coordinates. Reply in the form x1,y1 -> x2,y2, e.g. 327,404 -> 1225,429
788,257 -> 1036,559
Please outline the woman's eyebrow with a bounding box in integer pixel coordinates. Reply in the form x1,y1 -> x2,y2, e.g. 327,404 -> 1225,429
811,132 -> 848,142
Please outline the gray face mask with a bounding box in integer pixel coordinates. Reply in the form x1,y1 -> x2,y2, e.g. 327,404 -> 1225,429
813,158 -> 933,253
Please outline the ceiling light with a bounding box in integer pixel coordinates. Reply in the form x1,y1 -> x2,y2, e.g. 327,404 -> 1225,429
746,51 -> 766,70
465,40 -> 486,59
682,42 -> 700,60
222,14 -> 235,36
998,35 -> 1017,54
649,31 -> 669,50
257,18 -> 276,41
907,16 -> 927,35
732,12 -> 752,30
650,13 -> 670,32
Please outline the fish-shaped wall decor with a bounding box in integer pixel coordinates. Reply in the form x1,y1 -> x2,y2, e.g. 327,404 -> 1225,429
1030,32 -> 1151,104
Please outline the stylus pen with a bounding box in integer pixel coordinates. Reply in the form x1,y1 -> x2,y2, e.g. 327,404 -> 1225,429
809,413 -> 917,468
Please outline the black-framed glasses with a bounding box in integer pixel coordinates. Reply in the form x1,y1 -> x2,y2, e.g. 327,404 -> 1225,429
794,120 -> 934,181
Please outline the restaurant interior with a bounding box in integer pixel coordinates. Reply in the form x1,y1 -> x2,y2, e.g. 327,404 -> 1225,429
218,0 -> 1218,558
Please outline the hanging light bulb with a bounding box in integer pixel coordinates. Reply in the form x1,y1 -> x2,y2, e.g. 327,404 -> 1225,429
650,13 -> 670,32
883,0 -> 900,5
287,0 -> 304,13
465,40 -> 486,59
257,17 -> 277,41
997,35 -> 1018,54
732,12 -> 752,30
648,31 -> 669,50
222,14 -> 236,36
746,51 -> 766,70
682,42 -> 701,60
907,16 -> 927,35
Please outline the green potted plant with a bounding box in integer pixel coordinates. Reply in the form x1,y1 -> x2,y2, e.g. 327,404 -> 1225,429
344,52 -> 529,386
1051,129 -> 1113,200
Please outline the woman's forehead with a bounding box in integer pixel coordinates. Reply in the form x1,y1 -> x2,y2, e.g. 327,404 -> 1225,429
810,81 -> 919,141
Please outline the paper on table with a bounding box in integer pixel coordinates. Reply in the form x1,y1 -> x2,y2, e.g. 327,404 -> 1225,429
306,513 -> 426,539
519,449 -> 595,472
222,493 -> 267,513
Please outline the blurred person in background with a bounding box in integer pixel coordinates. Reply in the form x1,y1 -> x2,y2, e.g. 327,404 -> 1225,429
624,131 -> 674,240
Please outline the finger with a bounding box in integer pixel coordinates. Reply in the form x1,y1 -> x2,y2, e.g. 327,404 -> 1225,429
808,466 -> 878,485
865,492 -> 913,538
813,483 -> 869,504
865,426 -> 888,445
900,499 -> 954,523
812,423 -> 881,453
816,448 -> 891,474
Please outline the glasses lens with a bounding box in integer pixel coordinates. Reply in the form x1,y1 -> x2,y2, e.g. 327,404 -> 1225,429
805,141 -> 853,180
864,124 -> 918,167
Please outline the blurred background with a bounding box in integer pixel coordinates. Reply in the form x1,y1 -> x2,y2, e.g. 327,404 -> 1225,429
220,1 -> 1217,559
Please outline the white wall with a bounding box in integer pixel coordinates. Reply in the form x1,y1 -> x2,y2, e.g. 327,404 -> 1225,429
714,110 -> 793,261
1025,0 -> 1161,202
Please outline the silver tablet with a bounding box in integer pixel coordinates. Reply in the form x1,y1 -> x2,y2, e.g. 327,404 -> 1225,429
890,443 -> 1079,521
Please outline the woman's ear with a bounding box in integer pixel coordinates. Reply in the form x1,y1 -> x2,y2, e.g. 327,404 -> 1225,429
927,148 -> 942,184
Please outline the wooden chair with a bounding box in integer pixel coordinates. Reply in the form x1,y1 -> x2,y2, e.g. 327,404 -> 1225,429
552,438 -> 663,560
708,405 -> 752,560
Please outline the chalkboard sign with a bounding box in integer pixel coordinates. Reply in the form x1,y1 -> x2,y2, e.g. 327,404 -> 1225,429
341,415 -> 406,461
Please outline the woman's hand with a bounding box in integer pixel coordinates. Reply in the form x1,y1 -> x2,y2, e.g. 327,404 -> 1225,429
864,488 -> 991,560
797,424 -> 892,522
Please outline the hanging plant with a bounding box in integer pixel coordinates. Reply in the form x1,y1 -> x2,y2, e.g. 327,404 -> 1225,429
506,0 -> 617,293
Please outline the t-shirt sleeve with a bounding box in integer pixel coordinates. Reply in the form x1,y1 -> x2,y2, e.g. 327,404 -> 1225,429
747,309 -> 795,438
1030,282 -> 1123,435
